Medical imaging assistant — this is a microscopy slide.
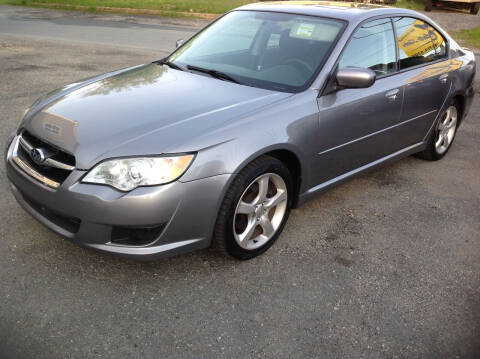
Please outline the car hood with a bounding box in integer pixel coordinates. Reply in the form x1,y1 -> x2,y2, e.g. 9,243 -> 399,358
22,64 -> 292,169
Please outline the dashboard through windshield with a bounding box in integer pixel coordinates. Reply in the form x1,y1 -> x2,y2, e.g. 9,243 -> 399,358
168,11 -> 345,92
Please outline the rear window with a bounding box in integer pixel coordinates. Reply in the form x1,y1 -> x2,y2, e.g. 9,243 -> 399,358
393,17 -> 447,69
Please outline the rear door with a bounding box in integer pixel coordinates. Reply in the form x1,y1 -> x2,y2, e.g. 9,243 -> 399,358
391,16 -> 451,144
313,18 -> 403,185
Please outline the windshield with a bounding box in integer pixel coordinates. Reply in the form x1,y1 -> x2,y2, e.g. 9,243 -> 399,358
168,11 -> 344,92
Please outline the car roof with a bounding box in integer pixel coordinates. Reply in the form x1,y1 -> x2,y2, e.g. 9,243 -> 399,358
236,1 -> 420,22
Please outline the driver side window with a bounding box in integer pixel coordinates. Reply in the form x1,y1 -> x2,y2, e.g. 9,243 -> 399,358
339,18 -> 397,76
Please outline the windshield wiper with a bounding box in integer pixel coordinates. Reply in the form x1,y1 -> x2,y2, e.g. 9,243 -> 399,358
155,59 -> 184,71
186,65 -> 242,84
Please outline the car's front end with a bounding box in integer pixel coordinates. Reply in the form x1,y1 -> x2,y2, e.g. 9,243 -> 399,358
5,129 -> 233,260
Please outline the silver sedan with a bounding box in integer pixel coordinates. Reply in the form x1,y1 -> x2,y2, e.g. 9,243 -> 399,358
5,2 -> 476,260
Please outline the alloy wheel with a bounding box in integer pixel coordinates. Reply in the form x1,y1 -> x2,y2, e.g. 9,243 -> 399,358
233,173 -> 288,250
435,105 -> 457,155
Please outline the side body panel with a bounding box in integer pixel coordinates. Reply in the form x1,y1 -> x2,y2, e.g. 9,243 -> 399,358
306,11 -> 471,198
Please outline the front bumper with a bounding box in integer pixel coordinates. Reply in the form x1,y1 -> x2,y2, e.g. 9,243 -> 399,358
5,137 -> 231,261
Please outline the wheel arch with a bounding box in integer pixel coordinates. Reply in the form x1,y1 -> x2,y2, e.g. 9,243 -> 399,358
451,93 -> 466,124
264,149 -> 303,208
230,145 -> 306,209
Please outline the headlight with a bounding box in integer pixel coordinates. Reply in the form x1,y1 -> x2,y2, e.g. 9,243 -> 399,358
82,154 -> 194,191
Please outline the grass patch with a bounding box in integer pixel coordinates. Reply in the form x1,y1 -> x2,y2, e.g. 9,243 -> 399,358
0,0 -> 255,14
394,0 -> 424,11
452,27 -> 480,49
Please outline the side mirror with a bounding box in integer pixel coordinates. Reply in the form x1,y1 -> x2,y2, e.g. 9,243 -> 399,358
176,39 -> 185,48
336,68 -> 376,89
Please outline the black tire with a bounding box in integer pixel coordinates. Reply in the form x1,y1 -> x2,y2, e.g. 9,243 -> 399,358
471,3 -> 480,15
416,100 -> 459,161
213,155 -> 293,260
424,0 -> 433,11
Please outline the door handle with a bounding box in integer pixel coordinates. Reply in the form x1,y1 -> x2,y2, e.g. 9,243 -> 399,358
385,89 -> 399,101
439,73 -> 448,84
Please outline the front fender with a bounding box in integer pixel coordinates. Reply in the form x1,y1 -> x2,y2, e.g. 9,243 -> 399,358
179,90 -> 319,195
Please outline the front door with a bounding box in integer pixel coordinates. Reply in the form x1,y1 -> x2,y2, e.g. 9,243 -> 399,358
313,18 -> 403,185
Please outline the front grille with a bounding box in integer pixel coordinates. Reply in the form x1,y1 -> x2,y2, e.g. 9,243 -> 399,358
20,189 -> 81,234
12,131 -> 75,188
22,131 -> 75,168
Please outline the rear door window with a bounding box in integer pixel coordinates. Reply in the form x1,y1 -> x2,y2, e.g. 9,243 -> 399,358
392,17 -> 447,70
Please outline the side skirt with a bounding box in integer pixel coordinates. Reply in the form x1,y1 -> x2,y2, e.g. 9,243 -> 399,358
297,141 -> 426,207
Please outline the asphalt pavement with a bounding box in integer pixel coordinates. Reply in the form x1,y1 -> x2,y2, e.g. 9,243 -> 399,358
0,5 -> 479,359
0,5 -> 200,52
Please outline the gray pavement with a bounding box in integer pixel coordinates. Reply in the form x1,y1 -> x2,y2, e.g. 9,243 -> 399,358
1,5 -> 479,359
0,5 -> 199,52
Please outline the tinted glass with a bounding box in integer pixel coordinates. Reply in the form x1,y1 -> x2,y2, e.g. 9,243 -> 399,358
339,18 -> 396,76
393,17 -> 447,69
169,11 -> 344,92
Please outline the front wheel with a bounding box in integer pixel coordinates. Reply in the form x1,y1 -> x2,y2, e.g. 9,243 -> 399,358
213,156 -> 292,260
417,102 -> 459,161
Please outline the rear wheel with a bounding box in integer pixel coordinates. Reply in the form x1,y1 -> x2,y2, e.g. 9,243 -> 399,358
417,102 -> 459,161
471,3 -> 480,15
424,0 -> 433,11
213,156 -> 292,260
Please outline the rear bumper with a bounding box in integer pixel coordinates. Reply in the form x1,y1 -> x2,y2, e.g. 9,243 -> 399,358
6,138 -> 231,261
